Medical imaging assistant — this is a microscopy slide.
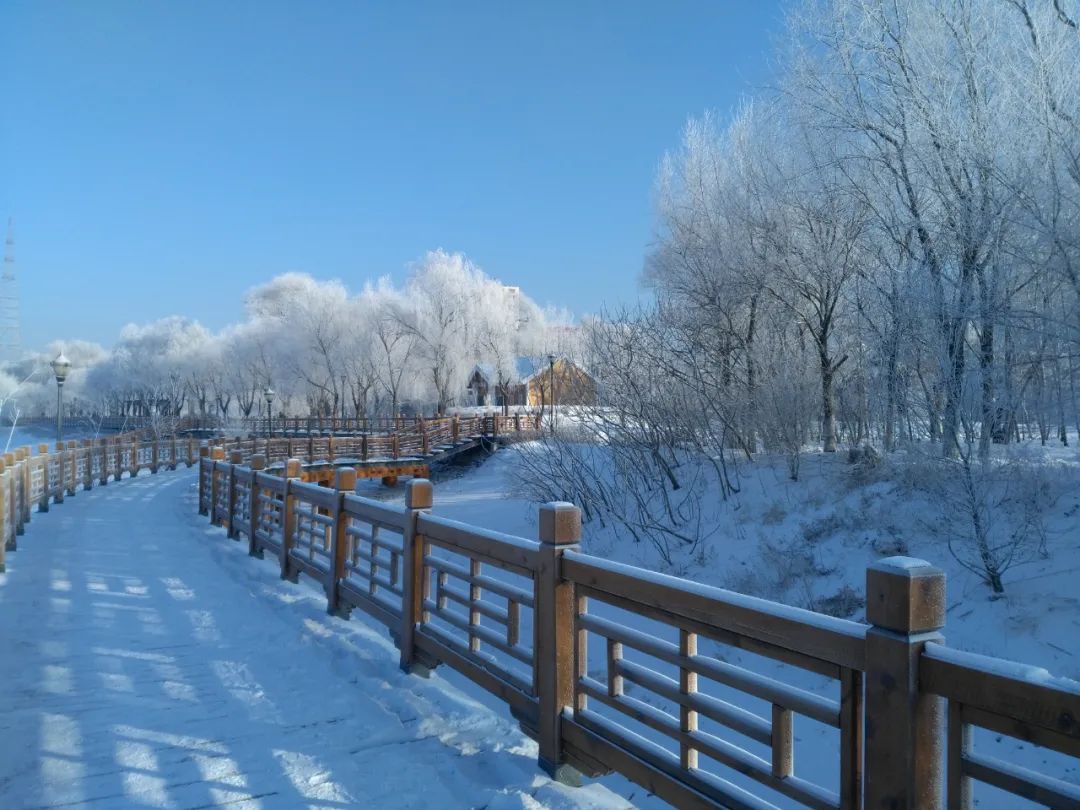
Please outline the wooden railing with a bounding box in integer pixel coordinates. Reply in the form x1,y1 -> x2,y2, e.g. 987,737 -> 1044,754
246,412 -> 542,438
0,431 -> 204,573
203,414 -> 541,466
195,451 -> 1080,809
2,428 -> 1076,806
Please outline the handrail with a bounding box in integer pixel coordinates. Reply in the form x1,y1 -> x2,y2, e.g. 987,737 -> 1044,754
5,430 -> 1075,808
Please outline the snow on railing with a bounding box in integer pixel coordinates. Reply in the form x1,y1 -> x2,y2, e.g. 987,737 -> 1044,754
8,429 -> 1074,808
0,430 -> 203,573
191,444 -> 1080,809
921,642 -> 1080,807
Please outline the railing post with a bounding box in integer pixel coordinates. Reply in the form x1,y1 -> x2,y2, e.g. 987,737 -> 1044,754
64,441 -> 77,496
326,467 -> 357,617
248,454 -> 266,557
399,478 -> 434,675
19,449 -> 31,525
226,450 -> 243,538
280,458 -> 302,582
864,557 -> 945,810
99,442 -> 109,486
197,445 -> 209,513
53,444 -> 65,504
38,445 -> 50,512
420,418 -> 429,455
209,446 -> 226,525
0,459 -> 8,566
535,501 -> 582,785
82,440 -> 93,490
5,453 -> 21,538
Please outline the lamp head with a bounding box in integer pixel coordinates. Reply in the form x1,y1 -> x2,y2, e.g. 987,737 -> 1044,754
51,352 -> 72,384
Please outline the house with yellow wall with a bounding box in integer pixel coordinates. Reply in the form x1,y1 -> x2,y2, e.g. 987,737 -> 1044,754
465,356 -> 597,409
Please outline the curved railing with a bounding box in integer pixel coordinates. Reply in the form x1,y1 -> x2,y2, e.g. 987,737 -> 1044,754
194,448 -> 1080,809
3,426 -> 1076,808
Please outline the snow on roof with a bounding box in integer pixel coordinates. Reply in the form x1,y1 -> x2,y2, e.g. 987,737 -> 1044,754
469,355 -> 590,385
469,363 -> 496,384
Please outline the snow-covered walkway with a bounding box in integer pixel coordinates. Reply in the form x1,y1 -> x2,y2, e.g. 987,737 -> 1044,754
0,469 -> 629,809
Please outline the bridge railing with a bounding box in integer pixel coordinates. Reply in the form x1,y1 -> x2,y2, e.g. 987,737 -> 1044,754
192,450 -> 1080,809
3,432 -> 1074,807
0,431 -> 205,572
244,412 -> 542,441
202,414 -> 539,467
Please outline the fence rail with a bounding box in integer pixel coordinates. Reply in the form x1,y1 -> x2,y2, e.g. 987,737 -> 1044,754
192,448 -> 1080,809
245,411 -> 542,437
0,430 -> 203,574
2,427 -> 1075,807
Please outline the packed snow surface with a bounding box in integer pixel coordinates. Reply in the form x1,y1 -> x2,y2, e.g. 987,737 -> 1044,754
1,442 -> 1077,808
0,469 -> 632,809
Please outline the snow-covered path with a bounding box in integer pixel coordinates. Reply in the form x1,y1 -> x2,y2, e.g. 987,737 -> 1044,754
0,469 -> 629,810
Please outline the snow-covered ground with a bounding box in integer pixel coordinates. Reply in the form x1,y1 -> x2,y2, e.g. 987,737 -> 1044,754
365,441 -> 1080,806
0,468 -> 632,809
1,442 -> 1075,808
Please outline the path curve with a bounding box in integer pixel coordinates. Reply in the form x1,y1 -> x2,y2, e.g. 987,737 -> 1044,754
0,468 -> 629,810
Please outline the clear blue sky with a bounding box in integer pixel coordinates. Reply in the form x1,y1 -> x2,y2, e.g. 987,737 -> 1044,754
1,1 -> 787,349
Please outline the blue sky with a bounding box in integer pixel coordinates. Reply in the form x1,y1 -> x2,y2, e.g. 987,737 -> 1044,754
1,1 -> 787,349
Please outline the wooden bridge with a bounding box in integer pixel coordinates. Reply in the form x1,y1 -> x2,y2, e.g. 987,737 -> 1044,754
220,413 -> 541,486
0,429 -> 1077,808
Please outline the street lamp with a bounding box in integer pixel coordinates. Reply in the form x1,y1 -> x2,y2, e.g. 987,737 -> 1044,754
51,352 -> 72,443
265,386 -> 275,438
547,353 -> 556,435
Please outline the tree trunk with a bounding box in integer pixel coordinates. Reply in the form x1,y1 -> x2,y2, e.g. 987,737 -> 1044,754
820,349 -> 837,453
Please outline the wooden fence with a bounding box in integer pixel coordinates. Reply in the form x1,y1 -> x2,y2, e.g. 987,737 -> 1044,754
223,413 -> 541,465
246,412 -> 542,439
195,449 -> 1080,809
1,424 -> 1076,807
0,431 -> 204,573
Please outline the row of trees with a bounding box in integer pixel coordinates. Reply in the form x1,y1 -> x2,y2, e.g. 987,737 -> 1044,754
520,0 -> 1080,592
630,0 -> 1080,466
0,250 -> 579,425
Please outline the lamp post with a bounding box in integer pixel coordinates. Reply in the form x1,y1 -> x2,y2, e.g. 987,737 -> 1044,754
265,386 -> 275,438
547,353 -> 556,435
51,352 -> 72,443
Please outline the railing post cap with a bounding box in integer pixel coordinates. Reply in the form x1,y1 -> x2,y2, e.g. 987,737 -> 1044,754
335,467 -> 357,490
285,458 -> 303,478
405,478 -> 433,509
250,453 -> 266,470
539,501 -> 581,546
229,449 -> 244,464
866,556 -> 945,634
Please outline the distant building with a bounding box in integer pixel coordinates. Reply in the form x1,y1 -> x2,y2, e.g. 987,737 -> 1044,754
465,356 -> 597,409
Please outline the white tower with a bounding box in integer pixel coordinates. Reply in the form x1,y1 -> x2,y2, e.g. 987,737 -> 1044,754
0,218 -> 23,367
